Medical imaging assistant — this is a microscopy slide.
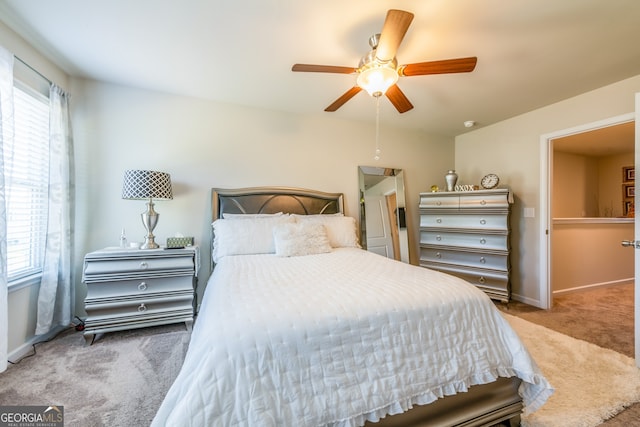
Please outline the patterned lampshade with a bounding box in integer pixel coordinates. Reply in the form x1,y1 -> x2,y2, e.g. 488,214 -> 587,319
122,170 -> 173,200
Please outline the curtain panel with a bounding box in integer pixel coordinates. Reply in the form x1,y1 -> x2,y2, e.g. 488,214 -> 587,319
35,85 -> 74,336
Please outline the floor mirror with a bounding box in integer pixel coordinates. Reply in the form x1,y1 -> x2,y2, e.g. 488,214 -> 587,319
358,166 -> 409,263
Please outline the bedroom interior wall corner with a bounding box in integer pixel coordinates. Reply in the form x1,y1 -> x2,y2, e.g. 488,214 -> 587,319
454,73 -> 640,308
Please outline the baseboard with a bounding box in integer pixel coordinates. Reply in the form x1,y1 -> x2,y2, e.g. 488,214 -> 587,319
7,325 -> 66,363
509,292 -> 543,308
553,278 -> 633,296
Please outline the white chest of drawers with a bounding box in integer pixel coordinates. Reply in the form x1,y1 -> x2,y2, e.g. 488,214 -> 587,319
82,247 -> 198,344
418,189 -> 512,302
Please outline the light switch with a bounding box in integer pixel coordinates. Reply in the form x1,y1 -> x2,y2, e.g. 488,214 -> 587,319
524,207 -> 535,218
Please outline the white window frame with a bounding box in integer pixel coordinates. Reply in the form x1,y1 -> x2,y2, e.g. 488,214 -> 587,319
5,80 -> 50,289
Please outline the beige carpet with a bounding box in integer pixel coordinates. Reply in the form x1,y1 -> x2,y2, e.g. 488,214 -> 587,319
505,313 -> 640,427
0,325 -> 190,427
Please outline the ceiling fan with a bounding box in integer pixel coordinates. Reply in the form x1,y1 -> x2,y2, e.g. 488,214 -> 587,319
292,9 -> 477,114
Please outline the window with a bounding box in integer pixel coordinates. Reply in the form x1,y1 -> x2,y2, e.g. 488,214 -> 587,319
4,81 -> 50,283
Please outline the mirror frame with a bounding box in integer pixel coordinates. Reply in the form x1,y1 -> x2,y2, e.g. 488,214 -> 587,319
358,166 -> 409,263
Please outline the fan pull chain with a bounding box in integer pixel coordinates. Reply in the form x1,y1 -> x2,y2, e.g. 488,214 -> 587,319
374,94 -> 381,161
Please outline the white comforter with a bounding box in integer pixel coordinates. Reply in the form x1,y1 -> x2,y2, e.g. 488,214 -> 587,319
152,248 -> 553,427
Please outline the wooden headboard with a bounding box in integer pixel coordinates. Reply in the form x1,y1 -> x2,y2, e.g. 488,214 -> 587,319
211,187 -> 344,221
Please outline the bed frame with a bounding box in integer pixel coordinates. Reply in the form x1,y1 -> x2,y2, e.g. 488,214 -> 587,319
211,187 -> 523,427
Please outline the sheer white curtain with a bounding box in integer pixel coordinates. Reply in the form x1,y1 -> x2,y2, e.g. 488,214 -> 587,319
35,85 -> 74,336
0,46 -> 14,373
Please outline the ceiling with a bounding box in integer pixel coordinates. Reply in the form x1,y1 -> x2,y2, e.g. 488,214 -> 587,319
1,0 -> 640,138
554,121 -> 634,157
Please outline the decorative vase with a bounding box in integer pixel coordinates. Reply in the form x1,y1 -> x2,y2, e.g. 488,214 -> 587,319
445,170 -> 458,192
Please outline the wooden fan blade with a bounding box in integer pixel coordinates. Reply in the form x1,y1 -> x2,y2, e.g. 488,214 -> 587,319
399,57 -> 478,76
292,64 -> 357,74
375,10 -> 415,63
385,84 -> 413,113
325,86 -> 362,112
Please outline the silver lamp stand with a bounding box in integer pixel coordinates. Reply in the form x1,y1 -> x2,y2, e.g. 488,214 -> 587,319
140,199 -> 160,249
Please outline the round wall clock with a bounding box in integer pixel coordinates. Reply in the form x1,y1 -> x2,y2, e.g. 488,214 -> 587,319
481,173 -> 500,189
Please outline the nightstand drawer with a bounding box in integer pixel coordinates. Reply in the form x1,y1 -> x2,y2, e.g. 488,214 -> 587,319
84,255 -> 194,276
86,275 -> 193,301
84,293 -> 194,325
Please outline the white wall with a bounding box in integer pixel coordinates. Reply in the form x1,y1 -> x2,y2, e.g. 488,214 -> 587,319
455,74 -> 640,307
552,221 -> 633,292
69,78 -> 455,315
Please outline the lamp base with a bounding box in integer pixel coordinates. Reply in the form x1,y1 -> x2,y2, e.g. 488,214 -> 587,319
141,200 -> 160,249
140,237 -> 159,250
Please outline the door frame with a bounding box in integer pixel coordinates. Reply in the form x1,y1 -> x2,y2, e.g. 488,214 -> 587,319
539,112 -> 635,309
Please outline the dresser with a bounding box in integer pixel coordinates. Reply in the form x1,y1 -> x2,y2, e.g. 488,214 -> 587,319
82,247 -> 198,344
418,189 -> 511,302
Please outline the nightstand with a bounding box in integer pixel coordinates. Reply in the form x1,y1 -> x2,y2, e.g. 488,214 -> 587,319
82,246 -> 198,344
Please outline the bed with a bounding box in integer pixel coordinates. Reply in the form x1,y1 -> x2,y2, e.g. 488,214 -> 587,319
152,187 -> 553,427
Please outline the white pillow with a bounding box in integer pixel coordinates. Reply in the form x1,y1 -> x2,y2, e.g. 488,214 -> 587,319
273,222 -> 332,257
223,212 -> 284,219
212,215 -> 295,262
293,215 -> 360,248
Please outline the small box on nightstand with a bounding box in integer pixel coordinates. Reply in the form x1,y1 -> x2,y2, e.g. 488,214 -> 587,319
166,237 -> 194,248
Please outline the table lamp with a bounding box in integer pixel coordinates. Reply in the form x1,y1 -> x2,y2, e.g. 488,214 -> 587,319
122,170 -> 173,249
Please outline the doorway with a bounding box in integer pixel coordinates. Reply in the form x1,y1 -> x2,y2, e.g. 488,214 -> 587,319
540,113 -> 635,308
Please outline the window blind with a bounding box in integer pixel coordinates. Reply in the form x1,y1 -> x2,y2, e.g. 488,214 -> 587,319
5,82 -> 50,282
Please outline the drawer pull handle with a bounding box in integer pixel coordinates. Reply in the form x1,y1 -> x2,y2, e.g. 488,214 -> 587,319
435,252 -> 442,259
480,219 -> 486,225
480,238 -> 486,244
436,235 -> 442,241
139,261 -> 149,270
138,282 -> 147,291
480,257 -> 486,263
436,201 -> 442,206
138,303 -> 147,312
478,276 -> 486,284
436,218 -> 442,223
480,200 -> 486,206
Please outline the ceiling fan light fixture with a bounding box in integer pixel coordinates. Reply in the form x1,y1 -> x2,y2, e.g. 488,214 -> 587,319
357,63 -> 399,97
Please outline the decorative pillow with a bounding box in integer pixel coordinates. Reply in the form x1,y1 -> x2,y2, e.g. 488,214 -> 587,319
293,215 -> 360,248
273,222 -> 332,257
212,215 -> 295,262
223,212 -> 284,219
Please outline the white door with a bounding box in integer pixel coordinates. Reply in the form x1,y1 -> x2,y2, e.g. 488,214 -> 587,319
622,94 -> 639,365
633,93 -> 640,367
364,195 -> 394,258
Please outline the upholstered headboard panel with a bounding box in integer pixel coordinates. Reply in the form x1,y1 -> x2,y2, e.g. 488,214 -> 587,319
211,187 -> 344,221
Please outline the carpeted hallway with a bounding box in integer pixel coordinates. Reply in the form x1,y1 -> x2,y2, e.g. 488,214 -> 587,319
497,283 -> 639,425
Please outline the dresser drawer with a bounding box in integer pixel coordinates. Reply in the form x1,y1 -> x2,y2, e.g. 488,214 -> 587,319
420,214 -> 508,231
459,193 -> 509,210
84,255 -> 194,277
86,275 -> 193,301
419,194 -> 459,209
419,246 -> 508,271
420,230 -> 509,251
421,262 -> 510,301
